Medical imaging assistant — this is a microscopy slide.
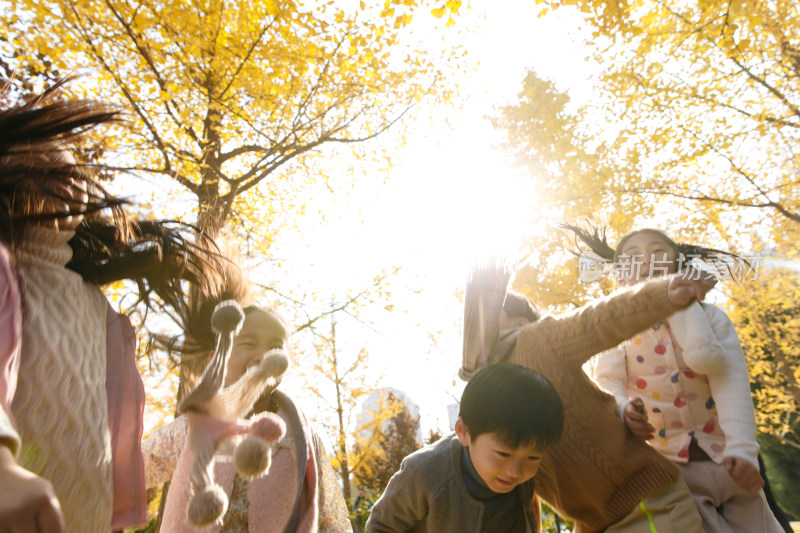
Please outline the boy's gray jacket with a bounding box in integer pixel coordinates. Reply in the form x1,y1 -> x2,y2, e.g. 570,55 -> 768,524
366,434 -> 538,533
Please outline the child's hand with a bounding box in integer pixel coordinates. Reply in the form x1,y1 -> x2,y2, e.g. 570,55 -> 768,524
0,446 -> 64,533
623,398 -> 655,440
667,268 -> 717,307
722,456 -> 764,494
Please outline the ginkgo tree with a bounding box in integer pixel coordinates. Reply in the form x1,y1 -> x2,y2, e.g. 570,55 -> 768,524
494,0 -> 800,319
525,0 -> 799,230
3,0 -> 465,402
493,4 -> 800,507
3,0 -> 463,236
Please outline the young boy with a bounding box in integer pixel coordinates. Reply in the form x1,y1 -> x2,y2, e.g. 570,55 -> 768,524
460,262 -> 712,532
366,363 -> 563,533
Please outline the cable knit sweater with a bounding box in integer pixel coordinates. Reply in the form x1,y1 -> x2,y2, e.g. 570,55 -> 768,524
500,279 -> 687,533
8,227 -> 113,532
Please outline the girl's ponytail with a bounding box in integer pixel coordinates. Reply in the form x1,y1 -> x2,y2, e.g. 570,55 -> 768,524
559,220 -> 615,261
562,221 -> 754,282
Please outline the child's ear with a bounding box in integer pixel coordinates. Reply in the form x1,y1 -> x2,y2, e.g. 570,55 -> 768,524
455,418 -> 471,446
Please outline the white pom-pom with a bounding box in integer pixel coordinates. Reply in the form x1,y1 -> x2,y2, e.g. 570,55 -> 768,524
234,435 -> 271,479
188,485 -> 228,526
211,300 -> 245,335
261,350 -> 289,377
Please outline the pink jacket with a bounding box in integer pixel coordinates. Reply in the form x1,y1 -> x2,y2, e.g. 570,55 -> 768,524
154,393 -> 323,533
0,243 -> 147,530
144,389 -> 357,532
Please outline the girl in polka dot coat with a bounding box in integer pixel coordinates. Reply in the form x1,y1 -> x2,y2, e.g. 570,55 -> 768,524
566,224 -> 782,533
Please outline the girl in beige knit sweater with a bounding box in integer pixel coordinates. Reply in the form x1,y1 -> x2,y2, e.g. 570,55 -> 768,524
0,83 -> 222,532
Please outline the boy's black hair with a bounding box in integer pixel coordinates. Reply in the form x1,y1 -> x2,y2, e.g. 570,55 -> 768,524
503,290 -> 540,323
459,363 -> 563,449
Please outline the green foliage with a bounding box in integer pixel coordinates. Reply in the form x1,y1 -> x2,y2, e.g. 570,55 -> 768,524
759,431 -> 800,519
352,391 -> 421,495
124,519 -> 156,533
541,502 -> 574,533
123,486 -> 163,533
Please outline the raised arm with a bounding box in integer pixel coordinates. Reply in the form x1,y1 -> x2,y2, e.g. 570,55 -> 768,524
516,269 -> 716,368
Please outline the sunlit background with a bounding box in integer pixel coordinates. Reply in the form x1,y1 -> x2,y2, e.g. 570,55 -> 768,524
248,1 -> 594,437
109,0 -> 598,439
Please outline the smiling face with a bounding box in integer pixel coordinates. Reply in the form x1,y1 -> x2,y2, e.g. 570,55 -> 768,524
225,308 -> 289,385
616,230 -> 678,285
455,418 -> 543,493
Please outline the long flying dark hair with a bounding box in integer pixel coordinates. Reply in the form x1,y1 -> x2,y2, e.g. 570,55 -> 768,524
0,80 -> 225,313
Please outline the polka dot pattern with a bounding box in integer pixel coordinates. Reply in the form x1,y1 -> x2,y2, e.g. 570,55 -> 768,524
620,322 -> 726,465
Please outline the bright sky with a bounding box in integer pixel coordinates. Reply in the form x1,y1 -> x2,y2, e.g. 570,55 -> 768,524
266,1 -> 597,436
114,1 -> 601,440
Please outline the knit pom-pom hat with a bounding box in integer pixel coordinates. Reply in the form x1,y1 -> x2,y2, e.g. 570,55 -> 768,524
460,259 -> 513,381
